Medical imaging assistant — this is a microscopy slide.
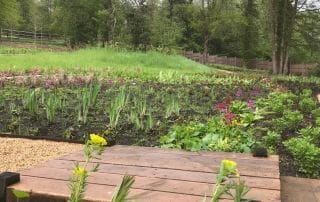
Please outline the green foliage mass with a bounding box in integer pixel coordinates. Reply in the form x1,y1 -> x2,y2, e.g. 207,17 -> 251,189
284,137 -> 320,178
1,0 -> 319,64
160,117 -> 256,153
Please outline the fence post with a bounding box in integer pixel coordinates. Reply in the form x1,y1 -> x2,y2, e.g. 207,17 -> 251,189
41,30 -> 43,45
10,29 -> 13,42
34,28 -> 37,44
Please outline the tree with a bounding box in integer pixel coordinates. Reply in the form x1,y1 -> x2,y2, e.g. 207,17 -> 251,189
17,0 -> 38,31
38,0 -> 55,33
97,0 -> 120,47
0,0 -> 19,29
150,2 -> 183,50
266,0 -> 313,74
124,0 -> 153,50
54,0 -> 103,47
242,0 -> 259,68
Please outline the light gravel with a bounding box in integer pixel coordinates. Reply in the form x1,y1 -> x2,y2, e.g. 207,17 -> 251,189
0,137 -> 82,172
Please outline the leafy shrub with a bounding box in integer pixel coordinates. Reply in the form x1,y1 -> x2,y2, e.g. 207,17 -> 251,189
262,131 -> 281,149
316,117 -> 320,126
300,89 -> 313,98
299,90 -> 316,113
160,117 -> 256,153
299,126 -> 320,145
273,110 -> 304,132
257,91 -> 297,114
306,63 -> 320,77
284,137 -> 320,178
311,108 -> 320,118
299,97 -> 317,113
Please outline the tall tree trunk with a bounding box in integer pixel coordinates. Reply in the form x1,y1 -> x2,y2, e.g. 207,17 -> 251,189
269,0 -> 299,74
203,33 -> 208,64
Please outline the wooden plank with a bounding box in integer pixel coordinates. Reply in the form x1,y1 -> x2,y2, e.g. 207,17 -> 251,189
66,146 -> 279,170
21,167 -> 213,197
105,145 -> 279,162
42,159 -> 280,190
21,165 -> 280,191
15,169 -> 281,202
281,176 -> 320,202
8,176 -> 208,202
60,150 -> 279,178
7,146 -> 281,202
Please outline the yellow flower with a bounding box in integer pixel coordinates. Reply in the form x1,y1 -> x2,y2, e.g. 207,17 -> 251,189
231,119 -> 241,126
73,167 -> 87,176
222,159 -> 237,168
90,134 -> 107,146
222,159 -> 239,177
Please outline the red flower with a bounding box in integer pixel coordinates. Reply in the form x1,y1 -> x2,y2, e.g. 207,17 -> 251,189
224,112 -> 235,124
216,102 -> 227,112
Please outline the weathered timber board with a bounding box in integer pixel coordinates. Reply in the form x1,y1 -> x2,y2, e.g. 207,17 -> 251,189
7,145 -> 281,202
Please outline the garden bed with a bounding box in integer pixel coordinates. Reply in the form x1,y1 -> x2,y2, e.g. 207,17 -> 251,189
0,71 -> 319,179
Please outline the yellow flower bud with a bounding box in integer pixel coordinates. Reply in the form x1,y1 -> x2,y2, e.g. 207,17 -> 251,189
90,134 -> 107,146
73,167 -> 87,176
222,159 -> 239,177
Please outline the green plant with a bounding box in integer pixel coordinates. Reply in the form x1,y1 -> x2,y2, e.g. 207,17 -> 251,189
108,87 -> 128,128
300,89 -> 313,98
257,91 -> 297,114
262,131 -> 281,150
128,94 -> 154,131
165,95 -> 181,118
64,127 -> 75,139
22,89 -> 40,115
160,117 -> 256,153
45,94 -> 61,123
69,134 -> 135,202
311,108 -> 320,118
299,97 -> 316,113
12,189 -> 30,202
112,176 -> 135,202
273,110 -> 304,132
209,160 -> 250,202
0,94 -> 5,109
284,137 -> 320,178
76,84 -> 101,124
316,117 -> 320,126
299,126 -> 320,145
69,134 -> 107,202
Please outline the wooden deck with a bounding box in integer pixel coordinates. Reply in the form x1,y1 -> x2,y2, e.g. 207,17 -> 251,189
7,145 -> 281,202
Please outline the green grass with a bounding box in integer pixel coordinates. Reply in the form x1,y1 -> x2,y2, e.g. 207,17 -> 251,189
0,47 -> 215,75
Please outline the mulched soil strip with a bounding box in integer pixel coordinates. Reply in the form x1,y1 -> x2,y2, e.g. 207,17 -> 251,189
0,133 -> 84,144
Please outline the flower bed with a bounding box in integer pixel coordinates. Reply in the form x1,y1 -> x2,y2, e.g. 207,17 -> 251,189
0,71 -> 319,178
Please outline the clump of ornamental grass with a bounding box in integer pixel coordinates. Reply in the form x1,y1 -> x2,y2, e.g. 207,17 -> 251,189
69,134 -> 134,202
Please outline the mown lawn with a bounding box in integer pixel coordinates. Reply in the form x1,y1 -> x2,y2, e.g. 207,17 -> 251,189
0,46 -> 215,75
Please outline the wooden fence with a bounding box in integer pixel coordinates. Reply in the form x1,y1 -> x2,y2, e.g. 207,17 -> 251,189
0,28 -> 64,45
183,51 -> 316,75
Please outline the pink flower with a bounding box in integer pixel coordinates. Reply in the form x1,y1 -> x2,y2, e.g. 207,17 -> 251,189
247,99 -> 256,111
235,89 -> 243,98
224,112 -> 235,124
45,79 -> 55,88
216,102 -> 227,113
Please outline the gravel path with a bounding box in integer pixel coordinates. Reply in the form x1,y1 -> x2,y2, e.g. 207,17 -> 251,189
0,138 -> 82,172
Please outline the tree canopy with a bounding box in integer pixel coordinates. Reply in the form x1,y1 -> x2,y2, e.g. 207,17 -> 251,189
0,0 -> 319,73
